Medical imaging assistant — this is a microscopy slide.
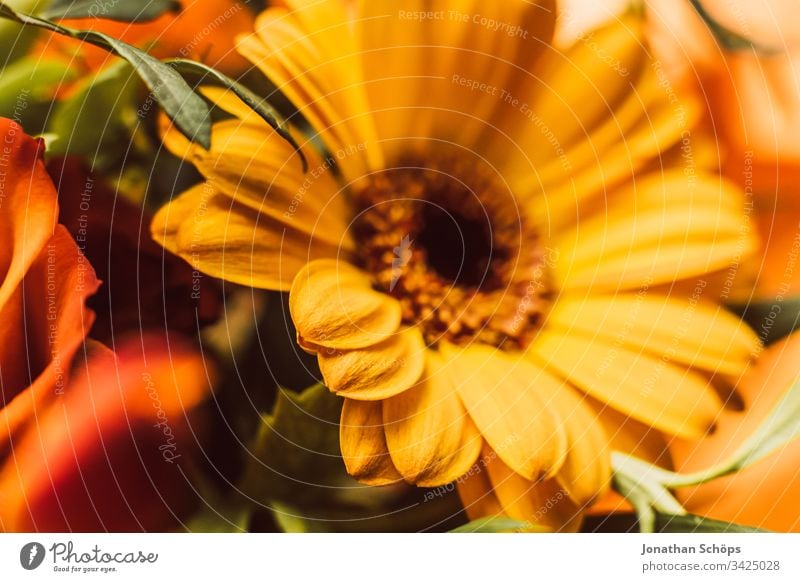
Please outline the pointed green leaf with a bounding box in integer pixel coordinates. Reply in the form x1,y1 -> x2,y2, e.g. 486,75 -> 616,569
729,375 -> 800,468
241,383 -> 344,507
42,0 -> 180,22
269,501 -> 327,533
185,502 -> 252,533
665,375 -> 800,488
611,455 -> 686,533
46,59 -> 139,158
612,375 -> 800,531
0,2 -> 212,148
167,58 -> 308,172
269,491 -> 469,533
184,472 -> 253,533
585,512 -> 771,533
0,57 -> 76,114
0,0 -> 40,68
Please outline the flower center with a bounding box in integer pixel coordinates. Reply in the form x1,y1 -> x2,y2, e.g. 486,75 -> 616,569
351,153 -> 550,350
416,202 -> 494,288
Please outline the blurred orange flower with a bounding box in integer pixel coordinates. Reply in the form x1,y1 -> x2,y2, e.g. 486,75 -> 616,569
0,117 -> 100,458
646,0 -> 800,299
35,0 -> 255,82
671,332 -> 800,532
0,334 -> 214,532
559,0 -> 800,299
645,0 -> 800,194
0,119 -> 213,532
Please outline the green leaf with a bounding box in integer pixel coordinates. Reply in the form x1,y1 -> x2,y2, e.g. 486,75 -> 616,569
611,379 -> 800,496
665,375 -> 800,488
46,59 -> 139,158
655,513 -> 769,533
450,516 -> 533,533
732,375 -> 800,467
688,0 -> 778,53
269,501 -> 330,533
185,501 -> 252,533
184,473 -> 253,533
584,512 -> 770,532
41,0 -> 179,22
0,2 -> 212,148
0,57 -> 75,114
268,489 -> 468,533
611,455 -> 687,533
612,375 -> 800,531
167,58 -> 308,172
0,0 -> 40,68
241,383 -> 344,508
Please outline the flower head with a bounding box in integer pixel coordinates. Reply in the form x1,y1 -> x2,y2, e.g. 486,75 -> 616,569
153,1 -> 759,530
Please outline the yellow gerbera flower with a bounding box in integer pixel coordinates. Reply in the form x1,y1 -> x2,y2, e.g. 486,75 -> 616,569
152,0 -> 760,531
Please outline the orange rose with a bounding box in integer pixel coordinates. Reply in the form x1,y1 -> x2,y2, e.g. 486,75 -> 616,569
0,119 -> 213,531
0,117 -> 100,458
0,334 -> 214,532
671,333 -> 800,532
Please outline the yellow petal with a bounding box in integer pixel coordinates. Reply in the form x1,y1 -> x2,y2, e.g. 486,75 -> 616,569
383,351 -> 481,486
237,4 -> 381,178
151,182 -> 206,256
526,367 -> 611,506
484,449 -> 582,532
582,398 -> 673,517
151,185 -> 340,290
440,342 -> 567,480
199,86 -> 266,125
289,259 -> 401,350
529,330 -> 723,438
496,11 -> 673,193
527,73 -> 701,230
318,327 -> 426,400
552,171 -> 754,291
160,116 -> 353,251
508,11 -> 647,161
340,399 -> 402,486
549,294 -> 759,376
591,400 -> 672,468
358,0 -> 555,157
456,460 -> 504,521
